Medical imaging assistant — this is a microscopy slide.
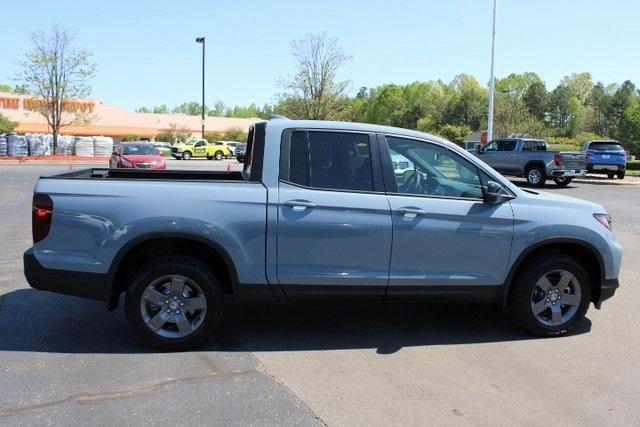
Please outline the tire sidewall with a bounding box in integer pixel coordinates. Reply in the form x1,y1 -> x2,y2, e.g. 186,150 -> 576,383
215,151 -> 223,160
183,151 -> 192,160
125,257 -> 223,350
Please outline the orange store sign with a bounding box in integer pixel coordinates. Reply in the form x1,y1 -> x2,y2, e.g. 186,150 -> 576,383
0,97 -> 94,113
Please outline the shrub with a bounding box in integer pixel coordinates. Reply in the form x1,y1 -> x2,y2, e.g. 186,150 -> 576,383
0,113 -> 17,133
155,132 -> 174,144
223,126 -> 247,142
122,134 -> 140,142
204,132 -> 222,144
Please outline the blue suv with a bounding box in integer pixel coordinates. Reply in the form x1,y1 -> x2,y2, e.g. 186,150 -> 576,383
583,140 -> 627,179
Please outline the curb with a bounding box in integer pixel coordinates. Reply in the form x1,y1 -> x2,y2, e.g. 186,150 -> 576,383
572,178 -> 640,186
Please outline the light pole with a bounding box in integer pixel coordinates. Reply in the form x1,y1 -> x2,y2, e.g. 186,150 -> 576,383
195,37 -> 205,139
487,0 -> 497,142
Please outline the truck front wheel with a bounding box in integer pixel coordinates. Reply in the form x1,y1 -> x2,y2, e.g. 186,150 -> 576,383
182,151 -> 192,160
508,251 -> 590,337
125,255 -> 224,350
526,165 -> 546,187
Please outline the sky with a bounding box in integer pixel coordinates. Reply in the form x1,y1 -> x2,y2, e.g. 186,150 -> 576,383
1,0 -> 638,112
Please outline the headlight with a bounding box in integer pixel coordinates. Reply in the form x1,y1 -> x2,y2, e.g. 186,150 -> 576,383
593,213 -> 612,231
121,158 -> 133,167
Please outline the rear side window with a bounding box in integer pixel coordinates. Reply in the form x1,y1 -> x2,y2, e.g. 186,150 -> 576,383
285,131 -> 374,192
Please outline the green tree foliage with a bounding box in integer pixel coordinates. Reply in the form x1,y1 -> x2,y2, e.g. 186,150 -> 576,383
0,83 -> 12,92
153,104 -> 169,114
437,124 -> 471,147
136,106 -> 151,113
173,101 -> 207,116
0,113 -> 18,133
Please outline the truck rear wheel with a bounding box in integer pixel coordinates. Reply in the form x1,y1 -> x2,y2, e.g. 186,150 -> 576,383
617,170 -> 625,179
508,251 -> 590,337
214,151 -> 223,161
526,165 -> 546,187
125,255 -> 224,351
553,177 -> 573,187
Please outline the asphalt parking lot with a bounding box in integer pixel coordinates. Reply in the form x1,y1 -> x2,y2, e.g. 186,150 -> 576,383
1,161 -> 639,425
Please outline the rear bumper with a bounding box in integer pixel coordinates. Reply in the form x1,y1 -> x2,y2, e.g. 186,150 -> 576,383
23,248 -> 110,302
595,278 -> 619,309
551,169 -> 586,178
587,164 -> 625,172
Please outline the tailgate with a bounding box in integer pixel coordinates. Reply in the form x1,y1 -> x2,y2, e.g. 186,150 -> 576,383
589,151 -> 626,165
559,152 -> 586,169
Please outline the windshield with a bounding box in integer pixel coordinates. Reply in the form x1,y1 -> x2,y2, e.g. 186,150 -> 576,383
122,144 -> 157,155
589,142 -> 622,151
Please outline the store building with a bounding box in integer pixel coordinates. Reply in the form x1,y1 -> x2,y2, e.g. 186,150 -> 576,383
0,92 -> 258,141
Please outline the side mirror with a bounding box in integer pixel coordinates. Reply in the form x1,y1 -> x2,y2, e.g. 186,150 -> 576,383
112,151 -> 118,156
484,180 -> 510,204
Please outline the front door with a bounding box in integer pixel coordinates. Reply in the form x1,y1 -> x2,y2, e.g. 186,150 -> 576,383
381,135 -> 514,298
480,139 -> 518,173
276,130 -> 392,301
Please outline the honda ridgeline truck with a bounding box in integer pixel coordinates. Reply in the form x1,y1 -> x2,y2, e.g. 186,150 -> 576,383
471,138 -> 586,187
24,120 -> 621,350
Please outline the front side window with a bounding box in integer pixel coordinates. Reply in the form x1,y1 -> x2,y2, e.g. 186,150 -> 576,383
286,131 -> 373,192
386,136 -> 483,199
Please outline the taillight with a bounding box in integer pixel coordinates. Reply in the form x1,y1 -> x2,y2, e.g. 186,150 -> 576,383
554,154 -> 562,166
32,194 -> 53,244
585,152 -> 591,162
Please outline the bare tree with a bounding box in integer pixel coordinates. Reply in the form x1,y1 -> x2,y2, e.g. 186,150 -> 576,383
278,33 -> 351,120
16,26 -> 96,151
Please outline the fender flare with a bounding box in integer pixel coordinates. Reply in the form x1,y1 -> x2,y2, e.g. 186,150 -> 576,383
106,231 -> 240,309
497,237 -> 605,308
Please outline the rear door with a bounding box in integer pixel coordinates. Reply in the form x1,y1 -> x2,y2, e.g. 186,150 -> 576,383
276,130 -> 392,301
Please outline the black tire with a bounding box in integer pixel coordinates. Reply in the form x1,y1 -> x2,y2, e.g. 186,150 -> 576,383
508,251 -> 591,337
607,172 -> 615,179
553,177 -> 573,187
526,164 -> 546,187
125,255 -> 224,351
214,151 -> 223,161
206,155 -> 213,160
617,170 -> 625,179
182,151 -> 192,160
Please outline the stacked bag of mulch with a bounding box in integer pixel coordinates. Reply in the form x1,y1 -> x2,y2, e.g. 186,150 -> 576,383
55,135 -> 74,155
7,133 -> 28,157
0,134 -> 7,156
26,134 -> 48,156
93,136 -> 114,156
74,136 -> 94,157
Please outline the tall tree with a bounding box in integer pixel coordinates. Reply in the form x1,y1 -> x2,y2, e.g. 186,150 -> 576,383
16,26 -> 96,151
277,33 -> 352,120
522,81 -> 548,121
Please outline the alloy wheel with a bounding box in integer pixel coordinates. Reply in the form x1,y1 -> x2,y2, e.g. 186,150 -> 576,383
530,270 -> 582,327
139,275 -> 207,339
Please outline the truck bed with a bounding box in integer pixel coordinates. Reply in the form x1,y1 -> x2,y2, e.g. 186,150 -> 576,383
44,168 -> 246,181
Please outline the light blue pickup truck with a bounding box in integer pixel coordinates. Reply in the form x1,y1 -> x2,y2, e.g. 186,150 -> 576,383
24,119 -> 622,350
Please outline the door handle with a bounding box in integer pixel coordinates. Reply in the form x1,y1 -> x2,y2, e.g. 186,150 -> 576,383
395,207 -> 426,218
283,200 -> 317,212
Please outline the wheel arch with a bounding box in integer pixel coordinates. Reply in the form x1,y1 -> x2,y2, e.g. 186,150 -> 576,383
106,232 -> 239,310
498,238 -> 604,309
524,160 -> 546,173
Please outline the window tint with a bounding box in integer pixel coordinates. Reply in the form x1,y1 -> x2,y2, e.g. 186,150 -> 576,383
523,140 -> 546,151
484,140 -> 516,151
286,131 -> 373,192
589,141 -> 622,151
386,136 -> 483,199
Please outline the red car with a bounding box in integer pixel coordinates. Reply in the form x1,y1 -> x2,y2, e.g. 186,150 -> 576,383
110,142 -> 166,169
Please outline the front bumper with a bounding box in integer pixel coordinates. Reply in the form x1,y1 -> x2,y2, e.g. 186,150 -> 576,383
551,169 -> 586,178
23,248 -> 110,302
595,278 -> 619,309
